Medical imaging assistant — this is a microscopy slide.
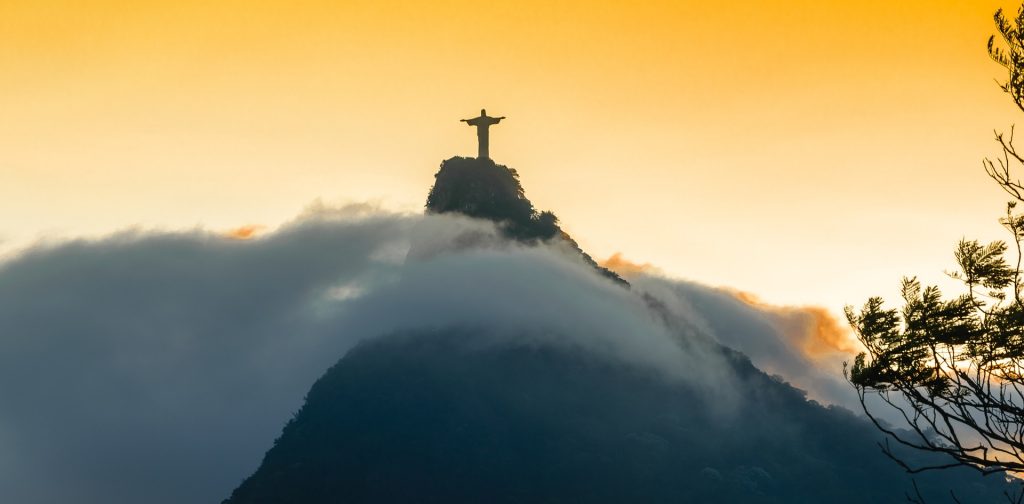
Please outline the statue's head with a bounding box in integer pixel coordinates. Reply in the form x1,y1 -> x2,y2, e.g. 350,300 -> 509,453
481,108 -> 486,116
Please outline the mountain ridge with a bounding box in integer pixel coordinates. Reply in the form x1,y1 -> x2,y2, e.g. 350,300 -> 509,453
222,156 -> 1012,503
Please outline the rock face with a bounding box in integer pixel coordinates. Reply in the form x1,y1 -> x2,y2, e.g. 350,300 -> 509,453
222,156 -> 1012,503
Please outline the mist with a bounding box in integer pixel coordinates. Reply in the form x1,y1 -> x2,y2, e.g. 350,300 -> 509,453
0,205 -> 857,503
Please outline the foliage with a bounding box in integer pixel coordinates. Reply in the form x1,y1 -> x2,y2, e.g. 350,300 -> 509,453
426,156 -> 560,242
426,156 -> 626,285
990,6 -> 1024,113
846,3 -> 1024,484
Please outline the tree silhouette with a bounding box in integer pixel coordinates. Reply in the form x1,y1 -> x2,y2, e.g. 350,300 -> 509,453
847,4 -> 1024,488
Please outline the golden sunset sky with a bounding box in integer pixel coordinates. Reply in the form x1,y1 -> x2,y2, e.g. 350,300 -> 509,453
1,0 -> 1019,315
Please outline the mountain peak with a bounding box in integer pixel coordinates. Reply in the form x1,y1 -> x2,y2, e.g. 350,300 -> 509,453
425,156 -> 625,285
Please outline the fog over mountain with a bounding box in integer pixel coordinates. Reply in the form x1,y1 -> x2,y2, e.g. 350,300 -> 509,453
0,157 -> 1011,502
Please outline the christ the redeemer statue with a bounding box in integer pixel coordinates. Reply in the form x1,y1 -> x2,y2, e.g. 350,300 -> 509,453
461,109 -> 505,159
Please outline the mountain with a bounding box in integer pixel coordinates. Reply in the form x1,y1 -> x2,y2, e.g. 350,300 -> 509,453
223,157 -> 1011,503
425,156 -> 625,285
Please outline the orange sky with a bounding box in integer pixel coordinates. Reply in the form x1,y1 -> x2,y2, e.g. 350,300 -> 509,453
1,0 -> 1019,316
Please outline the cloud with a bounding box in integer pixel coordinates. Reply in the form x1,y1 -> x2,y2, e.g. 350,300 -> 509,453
0,205 -> 413,503
0,206 -> 750,504
623,274 -> 860,409
0,204 -> 868,503
224,224 -> 267,239
599,252 -> 662,276
601,253 -> 862,409
728,290 -> 860,357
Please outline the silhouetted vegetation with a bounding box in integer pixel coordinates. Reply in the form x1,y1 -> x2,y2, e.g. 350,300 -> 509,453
846,2 -> 1024,488
224,330 -> 1010,503
427,156 -> 560,241
426,156 -> 625,285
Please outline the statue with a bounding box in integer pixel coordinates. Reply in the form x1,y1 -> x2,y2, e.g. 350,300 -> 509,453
461,109 -> 505,159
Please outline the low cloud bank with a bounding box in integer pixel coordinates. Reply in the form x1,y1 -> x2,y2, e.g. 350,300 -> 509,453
602,253 -> 860,408
0,206 -> 854,503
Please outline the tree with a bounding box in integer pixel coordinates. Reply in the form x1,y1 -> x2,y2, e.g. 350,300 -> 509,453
846,4 -> 1024,482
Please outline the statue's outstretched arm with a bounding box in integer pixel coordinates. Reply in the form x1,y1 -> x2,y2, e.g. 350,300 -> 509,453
460,119 -> 469,123
496,116 -> 506,121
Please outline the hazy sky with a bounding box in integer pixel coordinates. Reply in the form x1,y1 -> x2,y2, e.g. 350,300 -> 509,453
1,0 -> 1019,314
